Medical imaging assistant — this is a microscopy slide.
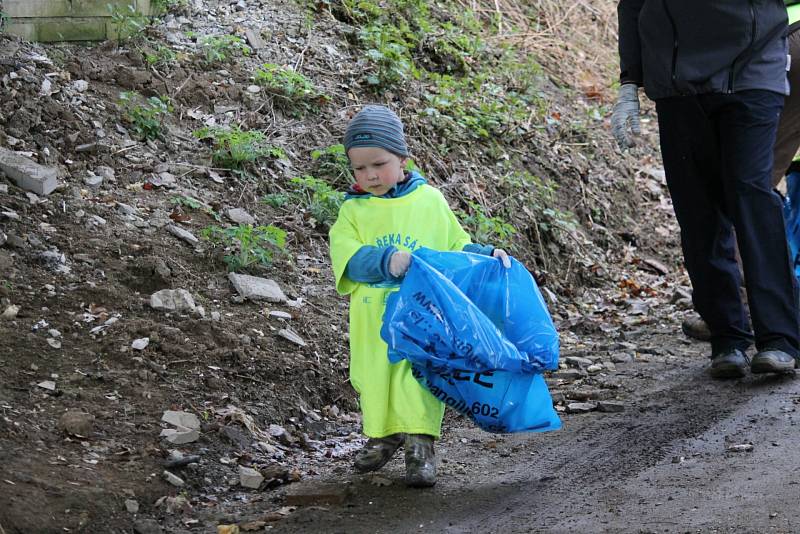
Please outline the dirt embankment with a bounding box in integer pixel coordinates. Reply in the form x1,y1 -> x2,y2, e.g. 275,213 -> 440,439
0,1 -> 691,532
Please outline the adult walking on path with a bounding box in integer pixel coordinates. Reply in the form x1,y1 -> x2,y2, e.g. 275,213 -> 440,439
682,1 -> 800,342
612,0 -> 800,378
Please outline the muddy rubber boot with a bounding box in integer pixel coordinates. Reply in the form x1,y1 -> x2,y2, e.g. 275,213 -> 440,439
750,349 -> 797,374
708,348 -> 749,379
681,314 -> 712,342
353,434 -> 405,473
404,434 -> 436,488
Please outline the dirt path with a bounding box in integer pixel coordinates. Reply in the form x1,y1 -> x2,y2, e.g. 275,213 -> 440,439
273,344 -> 800,534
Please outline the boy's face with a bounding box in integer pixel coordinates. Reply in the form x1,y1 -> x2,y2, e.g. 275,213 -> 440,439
348,146 -> 407,197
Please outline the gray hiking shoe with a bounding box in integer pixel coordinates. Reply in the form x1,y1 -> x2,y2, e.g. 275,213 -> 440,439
354,434 -> 404,473
709,348 -> 749,379
751,349 -> 797,375
681,314 -> 712,342
404,434 -> 436,488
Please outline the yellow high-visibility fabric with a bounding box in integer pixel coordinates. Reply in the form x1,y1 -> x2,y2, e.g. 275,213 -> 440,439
329,184 -> 472,438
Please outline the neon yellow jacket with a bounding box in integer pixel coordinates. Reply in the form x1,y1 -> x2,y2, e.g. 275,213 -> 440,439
329,184 -> 471,438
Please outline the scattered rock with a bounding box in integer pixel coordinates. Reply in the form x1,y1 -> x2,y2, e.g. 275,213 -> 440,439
566,402 -> 596,414
58,410 -> 94,436
551,369 -> 586,381
72,80 -> 89,92
37,380 -> 56,391
211,311 -> 221,321
269,310 -> 292,320
278,328 -> 306,347
610,352 -> 634,363
220,425 -> 251,449
642,258 -> 669,275
150,289 -> 196,312
0,230 -> 6,247
228,273 -> 287,303
244,28 -> 267,49
727,443 -> 754,453
46,338 -> 62,349
131,337 -> 150,350
2,304 -> 20,320
166,224 -> 199,246
0,146 -> 58,195
227,208 -> 256,225
84,174 -> 103,189
162,410 -> 201,430
597,401 -> 625,413
564,356 -> 593,368
239,466 -> 265,489
162,470 -> 185,487
95,166 -> 115,181
160,428 -> 200,444
586,364 -> 604,374
284,481 -> 352,506
125,499 -> 140,513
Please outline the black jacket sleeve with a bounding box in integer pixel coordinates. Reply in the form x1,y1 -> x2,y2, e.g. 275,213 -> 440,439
618,0 -> 646,86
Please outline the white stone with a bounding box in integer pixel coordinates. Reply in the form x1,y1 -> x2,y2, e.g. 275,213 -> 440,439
125,499 -> 139,513
228,273 -> 287,303
73,80 -> 89,92
565,356 -> 593,368
162,470 -> 185,487
227,208 -> 255,225
131,337 -> 150,350
566,402 -> 596,414
278,328 -> 306,347
162,410 -> 201,430
1,305 -> 19,320
37,380 -> 56,391
211,311 -> 221,321
239,466 -> 264,489
48,329 -> 61,338
269,310 -> 292,320
95,166 -> 115,180
587,364 -> 604,374
246,85 -> 261,93
166,224 -> 199,245
84,174 -> 103,189
160,427 -> 200,444
46,338 -> 61,349
150,289 -> 196,312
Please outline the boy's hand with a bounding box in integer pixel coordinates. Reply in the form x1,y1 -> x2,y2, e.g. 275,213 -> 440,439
389,251 -> 412,278
492,248 -> 511,269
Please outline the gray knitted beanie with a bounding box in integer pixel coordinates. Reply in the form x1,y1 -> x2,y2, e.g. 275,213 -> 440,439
343,105 -> 408,157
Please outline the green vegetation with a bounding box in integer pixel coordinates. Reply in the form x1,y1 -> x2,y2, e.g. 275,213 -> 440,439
119,91 -> 172,141
253,64 -> 328,114
193,127 -> 285,172
310,144 -> 352,187
170,195 -> 221,221
199,35 -> 251,64
108,3 -> 149,45
201,224 -> 287,271
142,43 -> 178,69
263,176 -> 345,228
458,202 -> 517,250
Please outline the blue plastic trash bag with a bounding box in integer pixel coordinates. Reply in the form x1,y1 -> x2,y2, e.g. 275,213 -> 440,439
381,248 -> 561,433
784,171 -> 800,279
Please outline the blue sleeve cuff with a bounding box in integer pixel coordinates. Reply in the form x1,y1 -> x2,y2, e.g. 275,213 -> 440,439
462,243 -> 495,256
344,245 -> 398,283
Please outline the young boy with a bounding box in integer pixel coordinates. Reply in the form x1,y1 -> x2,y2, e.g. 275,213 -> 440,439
329,105 -> 510,487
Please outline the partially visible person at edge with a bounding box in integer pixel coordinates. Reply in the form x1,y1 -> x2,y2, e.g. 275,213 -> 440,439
682,0 -> 800,344
611,0 -> 800,378
328,105 -> 511,487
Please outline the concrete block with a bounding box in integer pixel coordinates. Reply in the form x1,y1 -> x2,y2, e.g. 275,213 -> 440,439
18,18 -> 109,42
5,0 -> 72,18
0,147 -> 58,195
3,23 -> 37,42
73,0 -> 141,17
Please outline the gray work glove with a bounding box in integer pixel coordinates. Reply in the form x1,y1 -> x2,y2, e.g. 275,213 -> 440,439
611,83 -> 641,150
388,250 -> 411,278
